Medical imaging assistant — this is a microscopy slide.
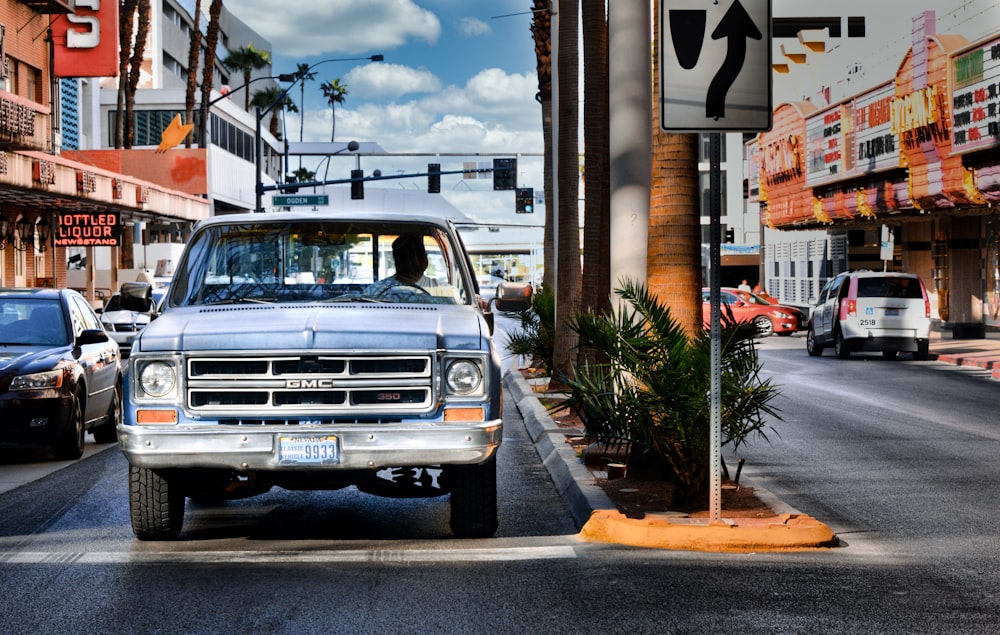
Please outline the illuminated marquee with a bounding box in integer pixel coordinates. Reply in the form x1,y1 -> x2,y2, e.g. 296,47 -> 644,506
55,211 -> 121,247
762,135 -> 801,184
891,85 -> 949,150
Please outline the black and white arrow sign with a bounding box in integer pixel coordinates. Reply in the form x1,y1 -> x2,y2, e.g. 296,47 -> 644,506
659,0 -> 772,132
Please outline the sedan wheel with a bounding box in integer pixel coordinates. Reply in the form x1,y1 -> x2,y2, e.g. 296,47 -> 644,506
52,388 -> 85,460
753,316 -> 775,338
92,385 -> 121,444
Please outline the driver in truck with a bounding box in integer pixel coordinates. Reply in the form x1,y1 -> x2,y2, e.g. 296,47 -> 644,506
365,233 -> 448,300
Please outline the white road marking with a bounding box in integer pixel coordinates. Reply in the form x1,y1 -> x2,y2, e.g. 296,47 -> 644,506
0,545 -> 579,565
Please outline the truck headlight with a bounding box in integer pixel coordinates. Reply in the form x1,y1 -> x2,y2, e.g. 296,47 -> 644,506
139,361 -> 176,398
445,359 -> 482,396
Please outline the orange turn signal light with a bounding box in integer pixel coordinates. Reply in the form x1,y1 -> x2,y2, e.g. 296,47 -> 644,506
136,409 -> 179,424
444,407 -> 485,422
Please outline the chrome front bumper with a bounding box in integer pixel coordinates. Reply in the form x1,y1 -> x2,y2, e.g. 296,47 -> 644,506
117,420 -> 502,471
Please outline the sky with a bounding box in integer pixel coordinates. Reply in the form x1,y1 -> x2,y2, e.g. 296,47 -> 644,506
224,0 -> 1000,224
226,0 -> 544,223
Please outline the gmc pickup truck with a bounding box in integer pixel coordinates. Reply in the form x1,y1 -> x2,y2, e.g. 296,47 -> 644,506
117,209 -> 529,540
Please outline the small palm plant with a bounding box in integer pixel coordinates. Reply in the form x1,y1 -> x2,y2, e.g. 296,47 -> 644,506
562,279 -> 781,509
501,285 -> 555,375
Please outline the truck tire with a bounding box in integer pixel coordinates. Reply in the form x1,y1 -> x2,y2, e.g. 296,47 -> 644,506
449,455 -> 498,538
913,341 -> 930,361
129,466 -> 185,540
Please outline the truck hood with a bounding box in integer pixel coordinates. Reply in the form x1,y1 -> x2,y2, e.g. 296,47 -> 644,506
134,303 -> 487,353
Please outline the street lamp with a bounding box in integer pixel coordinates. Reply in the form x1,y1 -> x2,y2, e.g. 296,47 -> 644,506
255,54 -> 384,212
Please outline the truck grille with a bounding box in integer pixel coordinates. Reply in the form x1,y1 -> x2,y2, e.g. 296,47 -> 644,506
185,354 -> 434,416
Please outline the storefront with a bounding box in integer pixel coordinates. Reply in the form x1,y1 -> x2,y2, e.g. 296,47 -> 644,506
755,12 -> 1000,335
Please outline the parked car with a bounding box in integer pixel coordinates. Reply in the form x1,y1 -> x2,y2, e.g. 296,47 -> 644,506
0,288 -> 122,459
100,282 -> 160,357
702,287 -> 806,337
806,270 -> 931,359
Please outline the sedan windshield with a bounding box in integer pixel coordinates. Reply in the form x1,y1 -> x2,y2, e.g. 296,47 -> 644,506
169,221 -> 472,308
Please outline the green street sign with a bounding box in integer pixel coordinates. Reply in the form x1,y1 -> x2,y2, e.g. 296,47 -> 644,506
273,194 -> 329,206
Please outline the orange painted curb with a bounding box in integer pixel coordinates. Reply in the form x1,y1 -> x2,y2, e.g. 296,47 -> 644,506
579,509 -> 839,552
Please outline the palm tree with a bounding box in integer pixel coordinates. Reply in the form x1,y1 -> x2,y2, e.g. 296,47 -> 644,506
114,0 -> 138,148
581,0 -> 610,318
198,0 -> 224,147
222,44 -> 271,111
648,3 -> 702,335
293,63 -> 316,143
530,0 -> 555,290
116,0 -> 150,148
320,78 -> 349,142
552,0 -> 581,380
250,87 -> 297,138
183,0 -> 202,148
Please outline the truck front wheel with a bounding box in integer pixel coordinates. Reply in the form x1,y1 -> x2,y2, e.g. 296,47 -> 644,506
129,466 -> 185,540
448,455 -> 498,538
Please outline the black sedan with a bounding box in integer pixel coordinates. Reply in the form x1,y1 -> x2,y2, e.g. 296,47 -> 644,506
0,288 -> 121,459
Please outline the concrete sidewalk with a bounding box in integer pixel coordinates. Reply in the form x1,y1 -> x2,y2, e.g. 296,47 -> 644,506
505,333 -> 1000,551
930,330 -> 1000,379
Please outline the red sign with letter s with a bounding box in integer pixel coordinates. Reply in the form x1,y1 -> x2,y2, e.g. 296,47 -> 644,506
50,1 -> 120,78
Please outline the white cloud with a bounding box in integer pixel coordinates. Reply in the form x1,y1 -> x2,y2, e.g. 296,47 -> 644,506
344,63 -> 442,99
233,0 -> 440,58
290,67 -> 541,155
456,17 -> 491,38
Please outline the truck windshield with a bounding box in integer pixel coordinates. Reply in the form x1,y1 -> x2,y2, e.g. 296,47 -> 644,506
168,221 -> 471,307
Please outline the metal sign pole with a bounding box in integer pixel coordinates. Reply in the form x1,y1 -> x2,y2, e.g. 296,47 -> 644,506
709,132 -> 723,523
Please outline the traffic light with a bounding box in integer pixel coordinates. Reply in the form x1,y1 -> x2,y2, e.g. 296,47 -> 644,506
428,163 -> 441,193
493,158 -> 517,190
284,175 -> 299,194
351,169 -> 364,200
516,187 -> 534,213
725,228 -> 735,243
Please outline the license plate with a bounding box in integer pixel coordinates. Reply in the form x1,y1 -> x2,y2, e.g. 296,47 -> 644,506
279,435 -> 340,465
884,308 -> 900,316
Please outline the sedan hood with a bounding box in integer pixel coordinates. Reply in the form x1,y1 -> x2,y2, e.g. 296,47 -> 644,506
0,346 -> 68,374
134,303 -> 487,353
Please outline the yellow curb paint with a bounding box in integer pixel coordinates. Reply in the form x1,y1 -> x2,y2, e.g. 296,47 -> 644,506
578,509 -> 839,552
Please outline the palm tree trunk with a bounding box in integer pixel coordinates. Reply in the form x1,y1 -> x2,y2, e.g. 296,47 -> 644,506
199,0 -> 223,146
183,0 -> 202,148
530,0 -> 555,291
552,0 -> 581,381
648,3 -> 701,336
331,105 -> 336,142
124,0 -> 150,149
581,0 -> 610,317
115,0 -> 138,148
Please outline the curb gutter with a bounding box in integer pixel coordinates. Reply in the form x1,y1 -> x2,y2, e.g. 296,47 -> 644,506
503,370 -> 838,552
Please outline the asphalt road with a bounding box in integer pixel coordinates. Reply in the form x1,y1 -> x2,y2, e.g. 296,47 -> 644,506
0,333 -> 999,633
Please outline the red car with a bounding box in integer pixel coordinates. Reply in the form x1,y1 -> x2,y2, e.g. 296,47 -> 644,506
702,287 -> 806,337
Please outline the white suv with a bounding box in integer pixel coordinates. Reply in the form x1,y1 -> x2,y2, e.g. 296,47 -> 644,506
806,271 -> 931,360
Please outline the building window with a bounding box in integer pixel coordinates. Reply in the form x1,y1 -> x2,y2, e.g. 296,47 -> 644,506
698,133 -> 727,162
699,172 -> 727,217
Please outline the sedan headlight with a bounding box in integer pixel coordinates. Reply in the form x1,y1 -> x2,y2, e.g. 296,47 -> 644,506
10,369 -> 64,391
139,361 -> 176,398
445,359 -> 483,396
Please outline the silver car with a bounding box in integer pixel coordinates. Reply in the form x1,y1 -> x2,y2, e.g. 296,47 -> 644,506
806,271 -> 931,360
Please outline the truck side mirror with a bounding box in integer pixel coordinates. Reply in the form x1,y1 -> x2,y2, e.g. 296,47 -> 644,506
493,282 -> 533,313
